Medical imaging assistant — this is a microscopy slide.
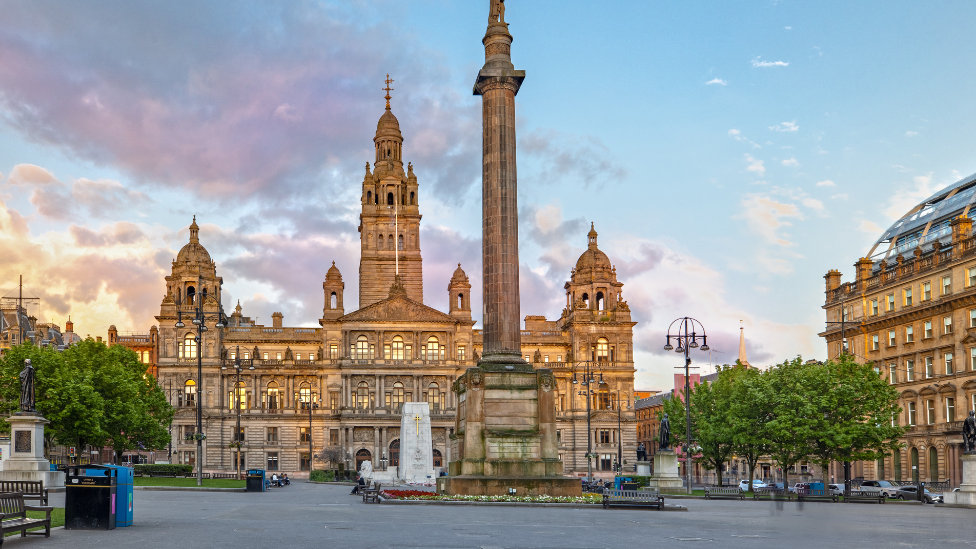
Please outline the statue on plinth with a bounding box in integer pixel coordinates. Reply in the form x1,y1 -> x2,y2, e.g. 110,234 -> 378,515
636,442 -> 646,462
964,410 -> 976,454
19,359 -> 35,413
489,0 -> 506,24
659,413 -> 671,451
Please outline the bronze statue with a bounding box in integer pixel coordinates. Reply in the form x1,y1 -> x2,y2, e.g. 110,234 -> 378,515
660,413 -> 671,450
636,442 -> 646,461
19,359 -> 35,413
964,410 -> 976,454
489,0 -> 505,24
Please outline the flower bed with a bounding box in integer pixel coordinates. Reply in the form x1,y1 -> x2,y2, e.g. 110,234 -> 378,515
381,489 -> 600,504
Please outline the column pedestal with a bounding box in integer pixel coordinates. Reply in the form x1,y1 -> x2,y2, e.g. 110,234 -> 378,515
1,413 -> 65,489
636,461 -> 651,476
944,453 -> 976,508
646,450 -> 682,490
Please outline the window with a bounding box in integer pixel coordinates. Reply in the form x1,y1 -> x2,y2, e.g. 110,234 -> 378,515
597,383 -> 610,410
544,355 -> 549,363
229,381 -> 246,411
233,451 -> 245,470
276,352 -> 282,360
871,335 -> 879,351
924,321 -> 933,339
906,360 -> 915,381
944,316 -> 953,334
908,402 -> 917,426
330,392 -> 339,411
356,381 -> 370,410
391,336 -> 404,360
391,382 -> 404,412
904,288 -> 913,306
596,338 -> 610,361
946,353 -> 954,375
426,337 -> 441,361
946,398 -> 956,423
888,330 -> 896,346
233,427 -> 245,442
243,352 -> 249,359
871,299 -> 879,316
355,336 -> 369,359
889,365 -> 897,384
330,344 -> 338,359
300,427 -> 310,443
427,383 -> 443,412
926,400 -> 936,425
398,234 -> 404,251
970,267 -> 976,287
297,383 -> 312,410
458,345 -> 466,361
599,429 -> 611,444
923,282 -> 931,300
600,454 -> 613,471
905,325 -> 914,343
300,453 -> 311,472
886,294 -> 895,311
267,382 -> 280,410
842,306 -> 850,321
263,352 -> 269,360
267,453 -> 279,471
972,348 -> 976,371
184,380 -> 196,405
229,350 -> 236,360
925,357 -> 934,379
330,429 -> 339,445
181,334 -> 197,359
267,427 -> 278,442
557,355 -> 562,362
942,276 -> 952,295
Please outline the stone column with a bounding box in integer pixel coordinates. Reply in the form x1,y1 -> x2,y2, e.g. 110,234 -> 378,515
474,20 -> 526,367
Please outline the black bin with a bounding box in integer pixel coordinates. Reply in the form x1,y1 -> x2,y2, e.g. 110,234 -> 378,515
246,469 -> 266,492
65,465 -> 117,530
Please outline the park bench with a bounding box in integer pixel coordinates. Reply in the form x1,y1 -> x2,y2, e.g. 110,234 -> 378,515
363,482 -> 382,503
211,473 -> 238,480
704,486 -> 744,500
843,490 -> 885,504
0,491 -> 55,540
602,489 -> 664,510
0,481 -> 48,506
797,488 -> 837,503
752,487 -> 793,501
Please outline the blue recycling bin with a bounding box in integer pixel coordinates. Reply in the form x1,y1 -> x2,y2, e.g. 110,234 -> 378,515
246,469 -> 266,492
614,477 -> 633,490
103,465 -> 134,527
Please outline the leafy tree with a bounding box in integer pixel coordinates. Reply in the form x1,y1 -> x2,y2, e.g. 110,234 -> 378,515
764,357 -> 821,490
728,364 -> 774,492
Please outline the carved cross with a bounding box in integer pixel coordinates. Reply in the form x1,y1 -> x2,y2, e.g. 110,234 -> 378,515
414,414 -> 422,435
383,74 -> 394,109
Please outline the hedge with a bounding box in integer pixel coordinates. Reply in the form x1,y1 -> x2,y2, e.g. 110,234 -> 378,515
133,464 -> 194,476
309,470 -> 335,482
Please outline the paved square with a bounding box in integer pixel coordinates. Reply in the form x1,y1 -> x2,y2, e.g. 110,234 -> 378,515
21,484 -> 972,548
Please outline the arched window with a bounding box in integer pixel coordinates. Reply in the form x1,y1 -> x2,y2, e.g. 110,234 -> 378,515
230,381 -> 246,411
928,446 -> 939,482
186,286 -> 196,305
374,192 -> 378,205
356,336 -> 369,359
388,234 -> 394,250
596,338 -> 609,362
356,449 -> 372,472
298,382 -> 312,410
427,382 -> 443,412
457,293 -> 463,309
432,449 -> 442,468
366,190 -> 372,204
356,381 -> 370,410
267,381 -> 280,410
426,336 -> 441,361
378,234 -> 384,249
182,334 -> 197,359
391,336 -> 404,360
398,234 -> 404,251
877,457 -> 886,480
410,192 -> 415,205
596,291 -> 605,311
389,439 -> 400,467
391,381 -> 404,411
330,292 -> 337,309
581,293 -> 589,308
894,450 -> 902,480
184,380 -> 196,405
597,382 -> 610,410
387,192 -> 394,205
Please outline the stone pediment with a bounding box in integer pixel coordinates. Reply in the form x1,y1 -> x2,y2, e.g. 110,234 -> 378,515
339,294 -> 458,324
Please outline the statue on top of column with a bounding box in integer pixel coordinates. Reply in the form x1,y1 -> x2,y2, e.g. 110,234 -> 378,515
489,0 -> 506,24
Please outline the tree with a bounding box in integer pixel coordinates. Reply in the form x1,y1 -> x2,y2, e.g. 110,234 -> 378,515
764,357 -> 820,490
728,364 -> 774,492
320,446 -> 344,472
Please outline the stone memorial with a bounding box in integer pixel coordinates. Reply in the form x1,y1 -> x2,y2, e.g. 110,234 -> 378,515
398,402 -> 435,484
0,360 -> 65,489
645,449 -> 682,490
944,410 -> 976,507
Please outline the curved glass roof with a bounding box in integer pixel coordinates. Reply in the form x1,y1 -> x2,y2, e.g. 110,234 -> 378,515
869,172 -> 976,262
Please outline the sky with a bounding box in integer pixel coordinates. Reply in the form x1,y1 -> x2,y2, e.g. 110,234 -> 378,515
1,0 -> 975,391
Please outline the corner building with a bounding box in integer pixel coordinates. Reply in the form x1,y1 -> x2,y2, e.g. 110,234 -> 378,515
822,172 -> 976,488
154,101 -> 637,478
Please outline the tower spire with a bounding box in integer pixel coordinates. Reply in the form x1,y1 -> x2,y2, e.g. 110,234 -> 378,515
738,320 -> 750,368
383,74 -> 394,110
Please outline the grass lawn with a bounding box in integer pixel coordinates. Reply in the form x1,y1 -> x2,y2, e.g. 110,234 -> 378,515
134,477 -> 244,488
4,508 -> 65,537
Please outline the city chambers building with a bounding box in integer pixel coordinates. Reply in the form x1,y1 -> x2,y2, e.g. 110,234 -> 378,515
822,172 -> 976,488
152,98 -> 638,478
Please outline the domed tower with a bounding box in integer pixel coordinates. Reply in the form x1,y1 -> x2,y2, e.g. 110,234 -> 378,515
448,264 -> 472,321
322,261 -> 345,320
358,75 -> 423,308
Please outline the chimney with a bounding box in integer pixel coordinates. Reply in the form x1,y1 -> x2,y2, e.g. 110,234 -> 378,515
952,215 -> 972,254
272,312 -> 283,329
855,257 -> 874,283
824,269 -> 842,292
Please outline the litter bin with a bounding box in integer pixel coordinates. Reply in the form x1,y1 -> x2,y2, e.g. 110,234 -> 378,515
246,469 -> 266,492
103,465 -> 134,527
614,477 -> 633,490
65,465 -> 117,530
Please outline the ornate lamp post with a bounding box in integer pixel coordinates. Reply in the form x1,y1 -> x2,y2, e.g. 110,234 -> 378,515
573,363 -> 602,483
222,345 -> 253,480
299,385 -> 321,475
175,286 -> 227,486
609,391 -> 623,473
663,317 -> 709,495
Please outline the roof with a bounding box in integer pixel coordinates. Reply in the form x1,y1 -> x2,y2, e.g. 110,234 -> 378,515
635,392 -> 671,410
339,292 -> 459,324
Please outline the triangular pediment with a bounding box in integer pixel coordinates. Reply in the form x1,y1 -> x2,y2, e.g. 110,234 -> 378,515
962,330 -> 976,345
339,294 -> 458,324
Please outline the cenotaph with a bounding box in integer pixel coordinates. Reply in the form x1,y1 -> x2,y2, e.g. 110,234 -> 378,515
398,402 -> 435,484
1,360 -> 65,488
443,0 -> 579,497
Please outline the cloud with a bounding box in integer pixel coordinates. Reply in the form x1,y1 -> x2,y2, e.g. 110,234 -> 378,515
906,131 -> 919,137
744,154 -> 766,177
785,26 -> 792,30
816,180 -> 835,187
7,164 -> 57,186
801,197 -> 825,213
705,78 -> 727,86
69,222 -> 149,247
520,130 -> 627,188
729,129 -> 761,149
769,121 -> 799,132
739,194 -> 803,246
859,220 -> 883,234
781,158 -> 800,167
751,57 -> 789,68
831,193 -> 849,200
884,174 -> 945,220
27,177 -> 151,221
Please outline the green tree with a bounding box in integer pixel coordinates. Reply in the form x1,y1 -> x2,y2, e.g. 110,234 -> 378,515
728,364 -> 774,492
764,357 -> 818,490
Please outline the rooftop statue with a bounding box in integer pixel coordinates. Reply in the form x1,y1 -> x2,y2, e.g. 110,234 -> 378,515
489,0 -> 505,24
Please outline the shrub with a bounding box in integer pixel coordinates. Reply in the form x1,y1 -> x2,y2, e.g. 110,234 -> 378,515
133,464 -> 193,476
309,470 -> 334,482
616,475 -> 652,487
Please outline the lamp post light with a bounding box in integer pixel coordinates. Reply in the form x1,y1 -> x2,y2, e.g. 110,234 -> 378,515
573,363 -> 602,483
175,286 -> 227,487
301,391 -> 322,475
609,391 -> 623,474
222,345 -> 253,480
663,317 -> 709,495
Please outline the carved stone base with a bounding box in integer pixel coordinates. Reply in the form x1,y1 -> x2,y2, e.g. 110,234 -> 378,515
944,453 -> 976,508
646,450 -> 682,490
1,414 -> 64,488
636,461 -> 651,476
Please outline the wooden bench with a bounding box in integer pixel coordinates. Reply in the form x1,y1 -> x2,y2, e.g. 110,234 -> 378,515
603,490 -> 664,510
211,473 -> 238,480
704,486 -> 744,500
0,492 -> 54,540
0,481 -> 48,506
363,482 -> 382,503
797,488 -> 837,503
752,487 -> 794,501
843,490 -> 885,504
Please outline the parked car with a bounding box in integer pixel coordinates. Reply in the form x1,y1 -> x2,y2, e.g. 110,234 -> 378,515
892,485 -> 943,504
739,479 -> 766,491
790,483 -> 807,494
766,482 -> 785,491
859,480 -> 899,498
827,483 -> 844,496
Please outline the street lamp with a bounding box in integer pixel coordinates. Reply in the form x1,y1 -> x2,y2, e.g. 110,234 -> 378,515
573,363 -> 602,483
222,345 -> 253,480
300,387 -> 321,475
175,285 -> 227,486
609,391 -> 624,474
663,317 -> 709,495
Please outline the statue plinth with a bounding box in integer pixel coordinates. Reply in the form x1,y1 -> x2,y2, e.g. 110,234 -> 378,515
1,413 -> 65,489
645,450 -> 683,490
943,453 -> 976,508
636,461 -> 652,476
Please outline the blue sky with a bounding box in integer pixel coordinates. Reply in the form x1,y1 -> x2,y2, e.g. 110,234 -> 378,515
1,0 -> 974,390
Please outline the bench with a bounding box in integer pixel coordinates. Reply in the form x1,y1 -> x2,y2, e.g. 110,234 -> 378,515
211,473 -> 238,480
363,482 -> 382,504
603,490 -> 664,510
843,490 -> 885,504
704,486 -> 744,500
752,487 -> 794,501
0,491 -> 54,540
0,481 -> 48,506
797,488 -> 837,503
